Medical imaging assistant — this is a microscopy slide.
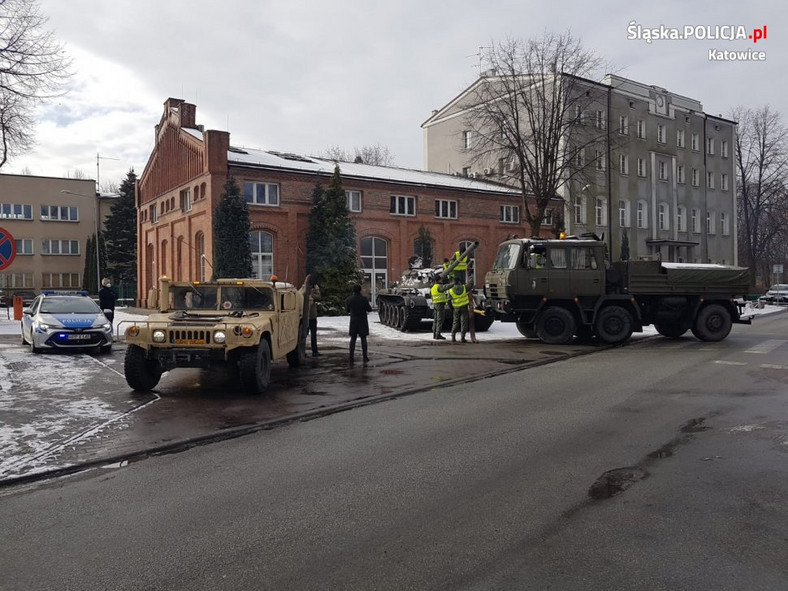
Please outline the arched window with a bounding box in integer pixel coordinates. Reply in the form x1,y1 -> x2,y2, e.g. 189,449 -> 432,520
195,232 -> 205,282
160,239 -> 168,277
176,236 -> 184,281
250,230 -> 274,279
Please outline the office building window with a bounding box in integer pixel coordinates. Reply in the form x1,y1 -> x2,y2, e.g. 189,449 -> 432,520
463,130 -> 472,149
658,202 -> 670,230
595,198 -> 607,226
637,119 -> 646,139
41,205 -> 79,221
677,129 -> 685,148
244,181 -> 279,206
677,206 -> 687,232
619,115 -> 628,135
677,164 -> 685,184
619,200 -> 630,228
707,171 -> 715,189
500,205 -> 519,223
720,211 -> 730,235
346,190 -> 362,212
41,239 -> 80,255
15,239 -> 33,255
692,168 -> 700,187
390,195 -> 416,216
619,154 -> 629,175
691,209 -> 700,233
574,195 -> 587,224
637,158 -> 646,177
706,210 -> 716,234
707,137 -> 715,155
659,161 -> 667,180
0,203 -> 33,219
691,132 -> 699,151
637,201 -> 648,229
721,139 -> 729,157
434,199 -> 457,219
657,124 -> 666,144
721,173 -> 729,191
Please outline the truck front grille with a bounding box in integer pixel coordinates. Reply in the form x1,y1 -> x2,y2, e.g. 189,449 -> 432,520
170,329 -> 211,345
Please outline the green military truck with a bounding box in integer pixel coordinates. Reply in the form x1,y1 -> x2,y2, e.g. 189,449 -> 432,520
484,235 -> 752,345
123,276 -> 310,394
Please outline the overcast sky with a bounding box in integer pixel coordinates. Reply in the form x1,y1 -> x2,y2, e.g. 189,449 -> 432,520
4,0 -> 784,189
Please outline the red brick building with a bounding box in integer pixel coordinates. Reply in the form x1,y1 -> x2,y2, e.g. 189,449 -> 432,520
136,98 -> 557,307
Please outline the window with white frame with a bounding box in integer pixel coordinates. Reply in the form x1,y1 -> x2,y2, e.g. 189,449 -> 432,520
595,150 -> 605,171
720,211 -> 730,235
390,195 -> 416,216
346,190 -> 362,212
42,273 -> 80,288
658,202 -> 670,230
619,199 -> 630,228
542,209 -> 553,226
179,188 -> 192,212
692,168 -> 700,187
41,205 -> 78,221
706,210 -> 716,234
677,206 -> 687,232
721,139 -> 729,157
250,230 -> 274,280
434,199 -> 457,219
0,203 -> 33,219
244,181 -> 279,206
691,208 -> 700,233
41,239 -> 80,255
462,130 -> 472,149
0,272 -> 33,288
707,171 -> 715,189
637,201 -> 648,229
574,195 -> 587,224
677,164 -> 685,184
150,203 -> 158,223
721,173 -> 729,191
619,115 -> 628,135
706,137 -> 715,155
15,239 -> 33,255
619,154 -> 629,175
595,198 -> 607,226
658,161 -> 667,180
657,124 -> 666,144
691,132 -> 699,151
637,158 -> 646,177
500,205 -> 519,223
677,129 -> 685,148
596,110 -> 605,130
637,119 -> 646,139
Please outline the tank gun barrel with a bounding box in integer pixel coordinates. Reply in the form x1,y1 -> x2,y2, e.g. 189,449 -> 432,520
438,241 -> 479,280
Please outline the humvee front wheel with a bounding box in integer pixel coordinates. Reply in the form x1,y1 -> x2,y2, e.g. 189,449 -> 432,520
124,345 -> 162,391
239,340 -> 272,394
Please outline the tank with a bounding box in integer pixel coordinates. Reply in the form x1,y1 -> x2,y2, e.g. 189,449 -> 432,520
376,242 -> 494,333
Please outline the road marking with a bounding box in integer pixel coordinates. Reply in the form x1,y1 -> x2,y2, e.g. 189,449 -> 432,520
713,360 -> 747,366
760,364 -> 788,370
744,339 -> 787,354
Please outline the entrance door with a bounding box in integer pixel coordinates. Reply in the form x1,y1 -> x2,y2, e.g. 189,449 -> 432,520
361,236 -> 388,308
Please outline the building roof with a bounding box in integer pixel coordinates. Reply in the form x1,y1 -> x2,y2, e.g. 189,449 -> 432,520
222,142 -> 520,195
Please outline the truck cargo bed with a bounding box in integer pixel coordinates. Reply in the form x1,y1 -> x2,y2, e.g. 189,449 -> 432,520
613,261 -> 751,295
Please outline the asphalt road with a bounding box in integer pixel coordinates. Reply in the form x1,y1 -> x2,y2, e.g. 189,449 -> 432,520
1,316 -> 787,590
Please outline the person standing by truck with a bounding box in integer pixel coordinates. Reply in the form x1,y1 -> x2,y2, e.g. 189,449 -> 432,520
98,278 -> 117,326
346,284 -> 372,364
442,276 -> 474,343
430,276 -> 447,340
308,283 -> 321,356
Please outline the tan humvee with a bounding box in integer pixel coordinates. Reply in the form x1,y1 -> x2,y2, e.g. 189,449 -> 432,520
123,276 -> 310,394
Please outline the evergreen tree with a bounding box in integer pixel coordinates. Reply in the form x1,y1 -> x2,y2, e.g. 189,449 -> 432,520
82,232 -> 107,294
213,177 -> 252,279
305,165 -> 361,314
104,169 -> 138,291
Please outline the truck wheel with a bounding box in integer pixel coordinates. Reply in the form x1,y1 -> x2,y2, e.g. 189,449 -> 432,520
516,318 -> 538,338
594,305 -> 633,345
536,307 -> 576,345
286,335 -> 307,367
654,320 -> 689,339
691,304 -> 732,342
124,345 -> 162,391
239,340 -> 272,394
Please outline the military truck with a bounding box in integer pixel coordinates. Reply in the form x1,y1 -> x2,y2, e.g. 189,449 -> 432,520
123,276 -> 310,394
376,242 -> 494,332
484,235 -> 752,345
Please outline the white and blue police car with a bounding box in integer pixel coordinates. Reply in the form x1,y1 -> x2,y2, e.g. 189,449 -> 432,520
20,291 -> 113,354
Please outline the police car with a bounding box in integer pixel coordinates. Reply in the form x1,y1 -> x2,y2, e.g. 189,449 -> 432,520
20,291 -> 113,354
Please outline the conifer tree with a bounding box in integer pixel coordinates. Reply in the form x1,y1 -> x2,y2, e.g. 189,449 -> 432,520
104,169 -> 138,290
305,165 -> 361,314
213,177 -> 252,279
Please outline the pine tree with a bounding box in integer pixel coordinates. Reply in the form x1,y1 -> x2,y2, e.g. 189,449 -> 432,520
83,234 -> 96,292
104,169 -> 138,292
305,165 -> 361,314
213,177 -> 252,279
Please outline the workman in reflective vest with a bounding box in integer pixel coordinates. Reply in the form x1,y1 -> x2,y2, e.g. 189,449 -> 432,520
440,275 -> 474,343
450,250 -> 468,283
430,277 -> 448,340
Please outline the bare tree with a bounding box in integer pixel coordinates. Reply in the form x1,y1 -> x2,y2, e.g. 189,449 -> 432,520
0,0 -> 71,167
321,143 -> 395,166
463,32 -> 609,237
732,105 -> 788,285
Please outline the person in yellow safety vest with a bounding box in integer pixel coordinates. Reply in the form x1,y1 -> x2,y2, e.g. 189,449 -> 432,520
450,250 -> 469,283
430,277 -> 448,340
440,275 -> 475,343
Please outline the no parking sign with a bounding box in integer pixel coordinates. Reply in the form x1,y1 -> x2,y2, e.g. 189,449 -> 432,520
0,227 -> 17,271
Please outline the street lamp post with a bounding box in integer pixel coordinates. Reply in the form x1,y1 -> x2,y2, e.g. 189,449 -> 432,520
60,190 -> 119,294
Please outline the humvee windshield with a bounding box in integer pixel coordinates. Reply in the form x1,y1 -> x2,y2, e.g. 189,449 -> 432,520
219,287 -> 274,311
491,243 -> 522,270
169,286 -> 219,310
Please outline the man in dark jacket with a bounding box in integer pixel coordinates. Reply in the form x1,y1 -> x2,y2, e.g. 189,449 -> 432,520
346,284 -> 372,365
98,278 -> 117,326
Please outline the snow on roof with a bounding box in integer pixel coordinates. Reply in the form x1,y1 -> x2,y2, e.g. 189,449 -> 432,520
227,146 -> 520,195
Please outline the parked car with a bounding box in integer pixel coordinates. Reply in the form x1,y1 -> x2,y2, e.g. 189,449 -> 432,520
2,290 -> 37,307
20,291 -> 113,354
758,284 -> 788,305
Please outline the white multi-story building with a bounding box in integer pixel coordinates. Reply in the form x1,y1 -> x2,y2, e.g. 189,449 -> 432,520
422,74 -> 738,264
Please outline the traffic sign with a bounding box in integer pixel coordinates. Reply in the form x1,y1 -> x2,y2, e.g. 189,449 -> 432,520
0,226 -> 17,271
